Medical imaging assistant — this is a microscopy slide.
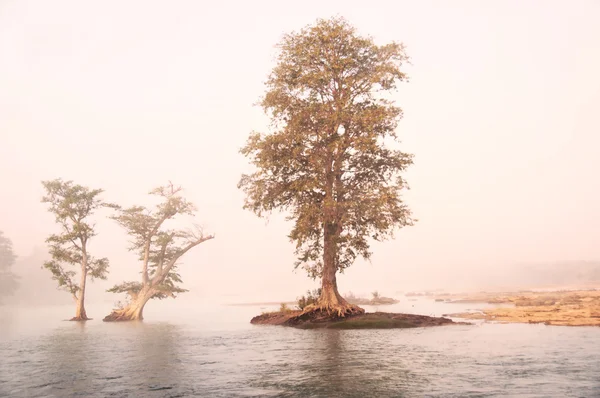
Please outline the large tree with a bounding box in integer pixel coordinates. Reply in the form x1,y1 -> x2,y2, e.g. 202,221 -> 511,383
238,17 -> 414,316
103,183 -> 214,322
41,179 -> 114,320
0,231 -> 19,303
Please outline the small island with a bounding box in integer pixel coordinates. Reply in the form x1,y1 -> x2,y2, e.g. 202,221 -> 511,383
250,289 -> 465,329
252,310 -> 462,329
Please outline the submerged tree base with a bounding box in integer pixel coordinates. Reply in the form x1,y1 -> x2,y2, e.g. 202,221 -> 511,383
69,316 -> 91,321
102,308 -> 141,322
251,309 -> 466,329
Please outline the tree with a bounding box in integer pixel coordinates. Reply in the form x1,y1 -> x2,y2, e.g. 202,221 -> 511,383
41,179 -> 115,320
0,231 -> 19,303
238,17 -> 414,317
103,183 -> 214,322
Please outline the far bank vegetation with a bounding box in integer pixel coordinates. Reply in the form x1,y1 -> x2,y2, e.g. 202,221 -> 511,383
294,289 -> 398,311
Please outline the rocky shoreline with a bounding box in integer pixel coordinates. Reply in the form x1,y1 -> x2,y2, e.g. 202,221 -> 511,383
440,289 -> 600,326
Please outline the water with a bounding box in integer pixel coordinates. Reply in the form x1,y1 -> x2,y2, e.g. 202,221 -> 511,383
1,298 -> 599,397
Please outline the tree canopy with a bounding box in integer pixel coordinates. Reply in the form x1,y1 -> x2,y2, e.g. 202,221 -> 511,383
41,179 -> 114,307
239,17 -> 414,290
0,231 -> 19,301
107,183 -> 213,302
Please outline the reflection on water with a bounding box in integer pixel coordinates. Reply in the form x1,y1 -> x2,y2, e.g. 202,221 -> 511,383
258,329 -> 422,397
43,322 -> 92,395
1,299 -> 599,397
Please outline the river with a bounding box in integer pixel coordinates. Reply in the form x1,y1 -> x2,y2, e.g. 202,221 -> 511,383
1,297 -> 599,397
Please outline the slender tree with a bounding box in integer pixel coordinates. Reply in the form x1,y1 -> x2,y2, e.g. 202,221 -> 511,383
0,231 -> 19,303
41,179 -> 114,320
103,183 -> 214,322
238,17 -> 414,317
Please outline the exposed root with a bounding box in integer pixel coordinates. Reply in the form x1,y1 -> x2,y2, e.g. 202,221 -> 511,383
303,301 -> 364,317
103,308 -> 141,322
286,302 -> 365,325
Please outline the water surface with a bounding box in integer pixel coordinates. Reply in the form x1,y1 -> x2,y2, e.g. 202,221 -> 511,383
1,298 -> 599,397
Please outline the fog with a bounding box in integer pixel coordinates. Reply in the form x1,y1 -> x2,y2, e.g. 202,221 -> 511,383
1,0 -> 599,305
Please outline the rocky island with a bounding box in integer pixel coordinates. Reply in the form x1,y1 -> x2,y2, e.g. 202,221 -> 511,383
440,289 -> 600,326
251,309 -> 464,329
247,289 -> 453,330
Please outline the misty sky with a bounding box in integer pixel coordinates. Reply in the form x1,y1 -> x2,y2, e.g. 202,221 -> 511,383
1,0 -> 599,300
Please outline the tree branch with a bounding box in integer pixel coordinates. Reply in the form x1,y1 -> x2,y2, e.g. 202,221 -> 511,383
155,233 -> 215,284
142,212 -> 172,284
155,233 -> 174,276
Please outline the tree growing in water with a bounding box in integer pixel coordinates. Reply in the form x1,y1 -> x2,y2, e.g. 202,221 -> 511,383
103,183 -> 214,322
239,17 -> 414,317
0,231 -> 19,304
41,179 -> 114,320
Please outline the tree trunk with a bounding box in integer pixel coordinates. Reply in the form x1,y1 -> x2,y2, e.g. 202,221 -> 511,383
306,152 -> 364,318
103,287 -> 155,322
70,258 -> 89,321
72,294 -> 88,321
310,221 -> 363,317
320,222 -> 347,307
294,223 -> 363,319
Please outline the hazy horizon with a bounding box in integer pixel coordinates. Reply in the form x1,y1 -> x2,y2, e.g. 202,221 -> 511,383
1,0 -> 600,302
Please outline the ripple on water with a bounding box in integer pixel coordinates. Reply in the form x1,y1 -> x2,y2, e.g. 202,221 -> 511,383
1,307 -> 599,397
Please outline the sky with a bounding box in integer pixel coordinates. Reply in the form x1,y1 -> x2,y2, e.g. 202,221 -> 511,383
1,0 -> 599,302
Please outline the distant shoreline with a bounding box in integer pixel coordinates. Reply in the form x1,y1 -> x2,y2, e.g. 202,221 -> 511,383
442,288 -> 600,327
226,301 -> 296,307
